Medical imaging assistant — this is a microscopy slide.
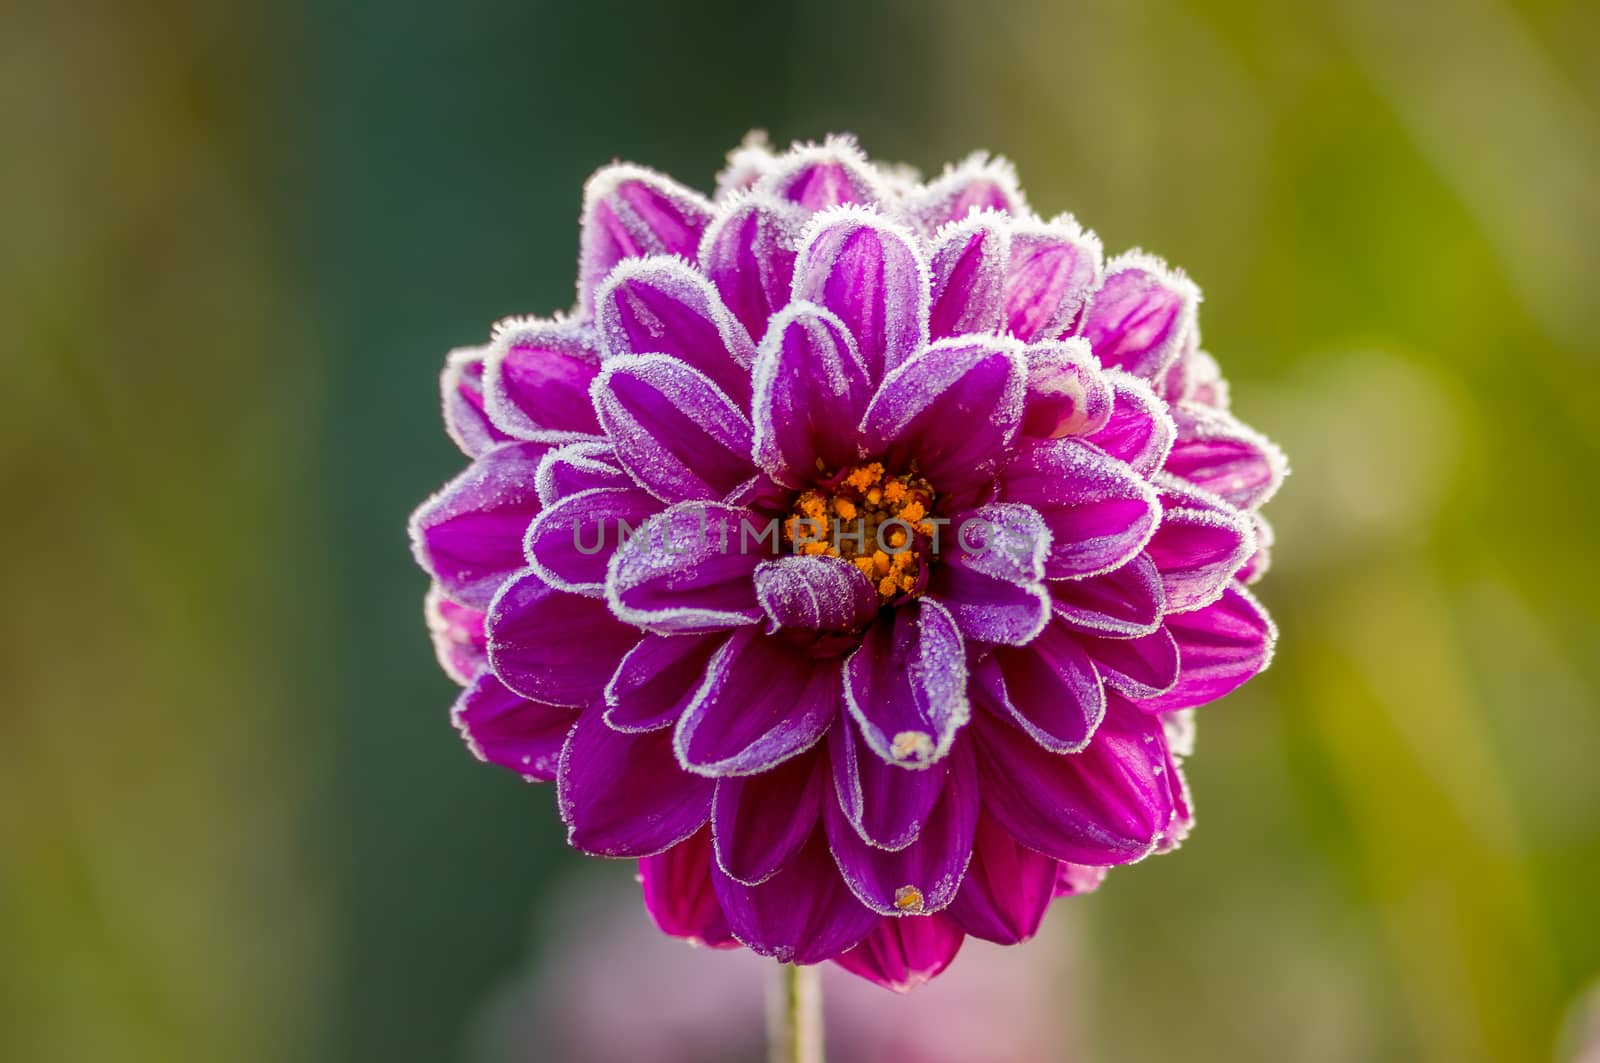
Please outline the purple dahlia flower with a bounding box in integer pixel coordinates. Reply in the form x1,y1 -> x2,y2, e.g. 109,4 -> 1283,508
410,133 -> 1285,991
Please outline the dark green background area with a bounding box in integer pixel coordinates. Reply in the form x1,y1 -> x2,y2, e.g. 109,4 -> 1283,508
3,1 -> 1597,1061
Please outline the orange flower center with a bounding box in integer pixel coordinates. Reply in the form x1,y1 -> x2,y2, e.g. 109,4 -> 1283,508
781,462 -> 937,605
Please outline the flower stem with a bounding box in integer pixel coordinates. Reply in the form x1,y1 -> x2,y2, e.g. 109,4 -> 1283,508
767,962 -> 823,1063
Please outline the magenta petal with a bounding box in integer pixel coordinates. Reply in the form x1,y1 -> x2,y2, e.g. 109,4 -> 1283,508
928,212 -> 1010,339
754,554 -> 878,633
1135,583 -> 1276,713
1165,403 -> 1288,510
1080,626 -> 1180,699
844,599 -> 970,768
1003,217 -> 1103,342
591,355 -> 755,503
604,631 -> 727,733
975,620 -> 1105,753
699,192 -> 805,341
829,721 -> 950,851
791,208 -> 930,381
711,746 -> 826,885
753,136 -> 885,211
607,503 -> 764,634
593,257 -> 755,407
1084,370 -> 1177,476
926,503 -> 1050,646
1075,254 -> 1197,381
639,827 -> 738,949
674,628 -> 841,775
997,436 -> 1160,579
906,152 -> 1027,230
425,584 -> 487,685
861,336 -> 1027,498
712,827 -> 879,964
534,439 -> 631,506
483,319 -> 603,440
1021,338 -> 1114,439
832,914 -> 966,993
523,486 -> 660,596
973,693 -> 1174,865
1055,863 -> 1108,897
409,441 -> 554,609
486,569 -> 639,706
945,813 -> 1058,944
1238,511 -> 1274,584
441,345 -> 511,457
558,702 -> 713,857
452,670 -> 575,782
1049,552 -> 1165,638
577,164 -> 714,311
751,303 -> 873,486
826,738 -> 979,915
1146,477 -> 1255,613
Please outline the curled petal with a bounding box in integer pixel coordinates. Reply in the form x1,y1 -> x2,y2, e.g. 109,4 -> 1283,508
712,746 -> 826,885
998,436 -> 1160,580
754,554 -> 878,633
752,134 -> 887,211
713,827 -> 879,964
1021,338 -> 1113,439
1049,552 -> 1165,639
534,439 -> 631,506
425,584 -> 486,685
1004,215 -> 1103,342
973,621 -> 1105,753
1135,582 -> 1276,713
829,721 -> 949,852
832,914 -> 966,993
946,813 -> 1059,944
844,599 -> 970,769
578,163 -> 714,310
523,486 -> 660,596
593,257 -> 755,407
482,318 -> 603,440
607,503 -> 764,634
1075,252 -> 1198,381
486,569 -> 638,706
699,192 -> 805,341
751,302 -> 874,486
558,702 -> 713,857
973,694 -> 1174,865
927,503 -> 1051,646
441,345 -> 510,457
1084,370 -> 1177,476
1080,626 -> 1181,699
639,828 -> 738,949
1165,403 -> 1288,511
928,212 -> 1010,338
715,130 -> 778,198
675,627 -> 841,776
792,206 -> 930,380
906,151 -> 1028,230
409,441 -> 554,609
604,631 -> 727,733
1146,476 -> 1256,613
452,671 -> 575,782
861,336 -> 1027,499
1239,511 -> 1274,584
591,355 -> 755,503
825,738 -> 979,916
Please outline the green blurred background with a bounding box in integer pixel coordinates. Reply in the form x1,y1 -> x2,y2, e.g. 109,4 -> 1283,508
3,0 -> 1597,1060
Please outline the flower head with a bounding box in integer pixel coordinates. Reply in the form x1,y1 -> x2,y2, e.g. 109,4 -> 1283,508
410,133 -> 1285,989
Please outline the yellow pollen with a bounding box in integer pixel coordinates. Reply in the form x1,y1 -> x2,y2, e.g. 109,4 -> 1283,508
782,463 -> 938,605
893,886 -> 925,913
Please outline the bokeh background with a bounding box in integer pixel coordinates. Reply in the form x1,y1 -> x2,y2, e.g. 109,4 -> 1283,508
4,0 -> 1598,1060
